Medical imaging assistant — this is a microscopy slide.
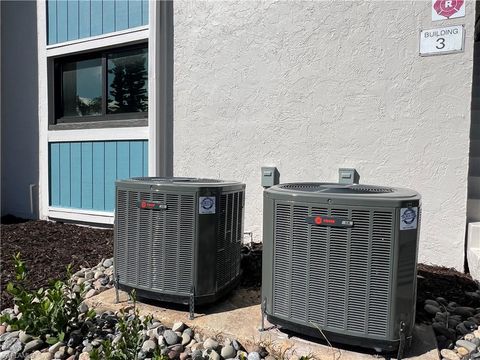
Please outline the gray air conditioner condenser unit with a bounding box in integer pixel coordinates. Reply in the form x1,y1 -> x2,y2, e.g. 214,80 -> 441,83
114,177 -> 245,316
261,182 -> 421,352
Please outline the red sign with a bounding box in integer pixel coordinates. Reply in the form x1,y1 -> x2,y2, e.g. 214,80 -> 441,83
137,201 -> 167,210
306,216 -> 354,228
433,0 -> 464,18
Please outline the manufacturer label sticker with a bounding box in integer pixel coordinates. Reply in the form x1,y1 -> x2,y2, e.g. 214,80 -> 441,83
137,201 -> 167,210
400,207 -> 418,230
199,196 -> 216,214
305,216 -> 354,228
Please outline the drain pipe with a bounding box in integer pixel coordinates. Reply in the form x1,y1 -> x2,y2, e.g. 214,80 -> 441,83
29,184 -> 36,216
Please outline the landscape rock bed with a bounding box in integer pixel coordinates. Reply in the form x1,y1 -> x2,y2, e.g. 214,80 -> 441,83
425,296 -> 480,346
1,258 -> 272,360
70,258 -> 115,299
416,264 -> 479,325
0,309 -> 271,360
419,264 -> 480,357
424,295 -> 480,359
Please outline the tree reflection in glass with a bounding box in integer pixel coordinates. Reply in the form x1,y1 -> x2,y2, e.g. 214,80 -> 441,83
107,48 -> 148,114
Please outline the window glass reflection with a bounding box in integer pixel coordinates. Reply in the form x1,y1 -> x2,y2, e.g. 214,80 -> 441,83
62,58 -> 102,117
107,48 -> 148,114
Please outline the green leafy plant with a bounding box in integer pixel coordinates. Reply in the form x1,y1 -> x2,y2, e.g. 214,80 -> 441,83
152,347 -> 169,360
90,291 -> 164,360
1,253 -> 87,343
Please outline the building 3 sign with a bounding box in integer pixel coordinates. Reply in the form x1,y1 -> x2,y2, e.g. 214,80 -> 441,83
420,25 -> 464,56
432,0 -> 465,21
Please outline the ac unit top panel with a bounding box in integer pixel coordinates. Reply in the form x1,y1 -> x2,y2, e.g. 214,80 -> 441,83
116,177 -> 245,191
265,182 -> 420,207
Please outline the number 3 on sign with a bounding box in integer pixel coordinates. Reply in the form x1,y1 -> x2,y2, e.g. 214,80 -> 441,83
436,37 -> 445,49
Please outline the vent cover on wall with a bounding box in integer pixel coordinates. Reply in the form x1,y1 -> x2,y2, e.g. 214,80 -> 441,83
261,181 -> 421,352
114,177 -> 245,317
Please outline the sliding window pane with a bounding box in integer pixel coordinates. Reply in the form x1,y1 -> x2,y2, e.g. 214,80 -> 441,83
107,47 -> 148,114
62,58 -> 102,117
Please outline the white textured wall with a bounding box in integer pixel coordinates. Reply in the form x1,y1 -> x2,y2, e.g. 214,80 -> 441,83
174,0 -> 475,270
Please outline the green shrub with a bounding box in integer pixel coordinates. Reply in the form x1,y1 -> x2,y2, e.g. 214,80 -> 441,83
1,253 -> 87,344
90,291 -> 168,360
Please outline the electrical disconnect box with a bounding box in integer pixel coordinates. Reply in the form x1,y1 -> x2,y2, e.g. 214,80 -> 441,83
338,168 -> 360,185
261,167 -> 280,188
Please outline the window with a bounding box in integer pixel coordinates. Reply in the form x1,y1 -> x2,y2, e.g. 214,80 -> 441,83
54,44 -> 148,125
62,58 -> 102,117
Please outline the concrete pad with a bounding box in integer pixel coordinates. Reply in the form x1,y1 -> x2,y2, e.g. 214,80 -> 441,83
86,288 -> 439,360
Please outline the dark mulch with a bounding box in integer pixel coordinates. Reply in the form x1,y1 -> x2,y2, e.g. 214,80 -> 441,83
240,242 -> 262,288
1,217 -> 113,309
416,263 -> 479,323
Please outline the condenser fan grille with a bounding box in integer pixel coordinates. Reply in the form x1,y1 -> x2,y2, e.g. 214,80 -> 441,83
278,183 -> 394,194
278,183 -> 324,191
349,186 -> 394,193
131,177 -> 224,184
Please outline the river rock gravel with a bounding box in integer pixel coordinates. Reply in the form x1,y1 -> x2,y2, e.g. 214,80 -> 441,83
0,291 -> 272,359
425,287 -> 480,359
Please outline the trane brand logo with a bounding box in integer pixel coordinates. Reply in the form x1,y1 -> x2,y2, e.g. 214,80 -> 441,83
305,216 -> 354,228
137,201 -> 168,210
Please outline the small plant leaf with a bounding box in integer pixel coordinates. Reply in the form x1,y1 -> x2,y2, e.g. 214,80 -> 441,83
46,337 -> 58,345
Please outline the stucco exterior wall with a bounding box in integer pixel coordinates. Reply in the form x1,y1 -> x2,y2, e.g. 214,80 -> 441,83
173,1 -> 475,270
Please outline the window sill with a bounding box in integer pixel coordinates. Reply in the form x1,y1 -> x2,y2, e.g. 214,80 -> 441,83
46,26 -> 149,58
49,118 -> 147,130
48,207 -> 114,226
47,126 -> 149,142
